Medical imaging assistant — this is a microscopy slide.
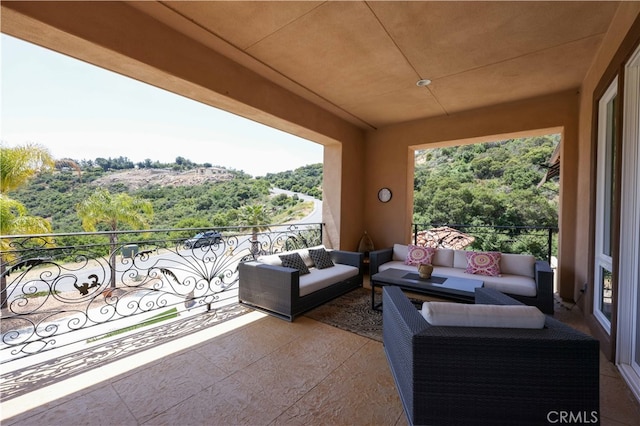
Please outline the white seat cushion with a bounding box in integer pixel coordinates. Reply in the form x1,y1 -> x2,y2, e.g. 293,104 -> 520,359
378,261 -> 415,273
377,264 -> 537,297
299,264 -> 359,297
434,266 -> 537,297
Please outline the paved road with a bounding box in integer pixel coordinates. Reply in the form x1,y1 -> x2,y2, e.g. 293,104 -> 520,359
271,188 -> 322,224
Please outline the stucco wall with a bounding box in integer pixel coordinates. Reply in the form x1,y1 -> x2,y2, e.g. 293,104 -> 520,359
322,139 -> 366,251
575,2 -> 640,303
364,91 -> 579,293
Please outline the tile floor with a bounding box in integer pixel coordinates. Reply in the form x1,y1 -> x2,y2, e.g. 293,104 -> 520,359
2,292 -> 640,425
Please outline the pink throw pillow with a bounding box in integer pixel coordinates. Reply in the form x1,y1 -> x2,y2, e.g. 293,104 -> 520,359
465,251 -> 502,276
404,245 -> 436,266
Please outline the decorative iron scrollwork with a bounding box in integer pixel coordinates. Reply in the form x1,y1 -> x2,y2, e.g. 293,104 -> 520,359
0,224 -> 323,362
74,274 -> 100,295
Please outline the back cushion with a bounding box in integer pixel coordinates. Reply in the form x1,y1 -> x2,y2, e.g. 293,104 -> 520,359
257,253 -> 283,266
453,250 -> 468,269
421,301 -> 545,329
501,253 -> 535,278
432,249 -> 454,267
302,245 -> 326,267
258,246 -> 322,268
392,244 -> 408,261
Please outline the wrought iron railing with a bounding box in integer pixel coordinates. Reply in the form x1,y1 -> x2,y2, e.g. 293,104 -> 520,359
411,223 -> 558,264
0,224 -> 322,363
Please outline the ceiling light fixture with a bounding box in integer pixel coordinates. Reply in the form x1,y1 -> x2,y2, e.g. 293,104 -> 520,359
416,79 -> 432,87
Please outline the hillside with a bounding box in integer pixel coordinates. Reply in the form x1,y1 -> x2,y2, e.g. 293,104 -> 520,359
10,162 -> 323,233
90,167 -> 234,190
8,134 -> 558,246
413,135 -> 559,227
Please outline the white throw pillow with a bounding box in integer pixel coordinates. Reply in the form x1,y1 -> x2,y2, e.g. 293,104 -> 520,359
295,248 -> 315,268
257,253 -> 283,266
421,302 -> 545,329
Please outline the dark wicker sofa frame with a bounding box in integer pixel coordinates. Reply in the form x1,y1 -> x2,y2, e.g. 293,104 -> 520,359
370,247 -> 555,314
238,250 -> 363,321
382,286 -> 600,426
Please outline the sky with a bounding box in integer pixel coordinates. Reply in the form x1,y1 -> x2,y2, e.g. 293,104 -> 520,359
1,34 -> 323,177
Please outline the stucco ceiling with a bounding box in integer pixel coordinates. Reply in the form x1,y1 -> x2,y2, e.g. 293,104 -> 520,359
127,1 -> 620,130
1,1 -> 621,132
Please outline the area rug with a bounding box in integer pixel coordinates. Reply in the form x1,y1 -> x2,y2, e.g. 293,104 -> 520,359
305,288 -> 383,341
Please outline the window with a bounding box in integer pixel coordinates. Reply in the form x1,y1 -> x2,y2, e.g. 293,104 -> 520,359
617,42 -> 640,403
594,77 -> 618,332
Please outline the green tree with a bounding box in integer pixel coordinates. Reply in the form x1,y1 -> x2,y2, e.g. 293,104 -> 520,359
413,136 -> 560,256
0,143 -> 56,247
0,196 -> 52,242
1,143 -> 56,308
76,188 -> 153,288
1,143 -> 55,194
238,204 -> 272,255
263,163 -> 322,199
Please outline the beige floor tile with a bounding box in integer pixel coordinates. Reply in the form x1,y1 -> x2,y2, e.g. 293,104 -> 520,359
229,322 -> 369,409
600,416 -> 635,426
193,316 -> 298,374
112,350 -> 228,423
600,353 -> 624,378
599,373 -> 640,425
273,340 -> 404,426
144,375 -> 284,426
4,383 -> 137,426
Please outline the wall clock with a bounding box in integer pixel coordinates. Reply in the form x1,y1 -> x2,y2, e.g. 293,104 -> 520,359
378,187 -> 392,203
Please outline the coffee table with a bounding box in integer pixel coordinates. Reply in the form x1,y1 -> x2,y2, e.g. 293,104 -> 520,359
370,268 -> 483,310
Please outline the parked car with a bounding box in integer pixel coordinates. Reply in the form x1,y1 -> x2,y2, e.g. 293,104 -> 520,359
183,231 -> 223,248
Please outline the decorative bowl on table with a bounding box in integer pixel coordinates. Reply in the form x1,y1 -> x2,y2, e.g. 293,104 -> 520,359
418,263 -> 433,279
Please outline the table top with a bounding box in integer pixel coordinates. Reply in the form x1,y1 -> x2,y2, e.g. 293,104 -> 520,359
371,268 -> 484,295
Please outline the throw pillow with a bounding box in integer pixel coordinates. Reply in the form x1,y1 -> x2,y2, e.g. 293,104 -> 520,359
465,251 -> 502,276
279,253 -> 310,275
404,245 -> 436,266
308,248 -> 334,269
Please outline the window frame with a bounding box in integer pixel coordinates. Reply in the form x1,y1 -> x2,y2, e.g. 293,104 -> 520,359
593,77 -> 619,333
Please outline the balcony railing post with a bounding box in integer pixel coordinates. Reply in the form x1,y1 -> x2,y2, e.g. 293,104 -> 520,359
548,227 -> 554,264
1,261 -> 7,310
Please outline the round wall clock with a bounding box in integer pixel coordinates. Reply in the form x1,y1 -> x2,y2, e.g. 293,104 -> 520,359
378,187 -> 392,203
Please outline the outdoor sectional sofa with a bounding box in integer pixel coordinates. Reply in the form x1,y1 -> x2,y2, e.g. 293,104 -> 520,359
383,285 -> 600,426
370,244 -> 555,314
238,246 -> 363,321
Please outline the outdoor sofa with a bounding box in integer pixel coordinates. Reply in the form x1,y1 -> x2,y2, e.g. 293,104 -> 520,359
238,246 -> 363,321
382,285 -> 600,426
370,244 -> 555,314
